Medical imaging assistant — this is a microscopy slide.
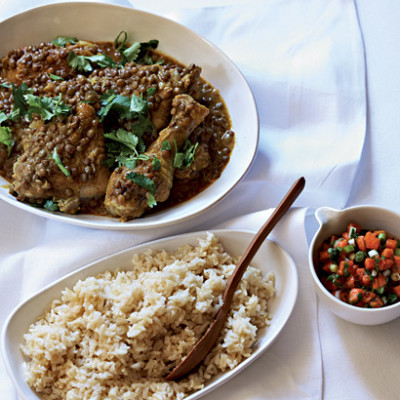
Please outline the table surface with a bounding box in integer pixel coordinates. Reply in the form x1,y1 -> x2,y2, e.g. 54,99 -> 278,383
0,1 -> 399,399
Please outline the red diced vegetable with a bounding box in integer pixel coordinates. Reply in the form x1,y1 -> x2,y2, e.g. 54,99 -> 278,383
356,236 -> 367,252
372,274 -> 387,290
381,248 -> 394,259
365,231 -> 380,250
364,257 -> 376,271
385,239 -> 397,250
349,288 -> 365,305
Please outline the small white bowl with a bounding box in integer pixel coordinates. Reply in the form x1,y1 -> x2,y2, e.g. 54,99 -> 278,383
308,205 -> 400,325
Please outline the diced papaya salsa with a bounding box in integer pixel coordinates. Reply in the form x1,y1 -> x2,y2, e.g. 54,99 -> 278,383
316,222 -> 400,308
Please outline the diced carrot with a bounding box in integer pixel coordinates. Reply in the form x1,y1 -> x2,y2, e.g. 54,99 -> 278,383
338,260 -> 354,276
364,257 -> 376,271
393,285 -> 400,297
365,231 -> 381,250
369,297 -> 384,308
385,239 -> 397,250
334,238 -> 348,249
378,258 -> 394,271
343,275 -> 355,289
356,268 -> 371,286
319,250 -> 330,262
363,291 -> 376,303
372,274 -> 387,289
356,236 -> 367,252
381,248 -> 394,259
342,232 -> 350,240
374,230 -> 386,236
349,288 -> 365,305
394,255 -> 400,268
347,260 -> 356,275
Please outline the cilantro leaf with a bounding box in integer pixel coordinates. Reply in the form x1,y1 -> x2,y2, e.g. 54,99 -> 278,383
152,157 -> 161,170
126,171 -> 156,207
67,52 -> 93,72
98,91 -> 149,121
43,199 -> 59,211
67,52 -> 119,72
0,111 -> 8,124
11,82 -> 30,120
173,140 -> 198,169
104,129 -> 141,152
86,54 -> 119,69
147,193 -> 157,208
130,94 -> 148,114
114,31 -> 159,65
49,73 -> 64,81
103,128 -> 147,169
136,40 -> 159,64
52,36 -> 78,47
161,140 -> 171,151
126,171 -> 156,193
50,148 -> 71,177
0,126 -> 14,156
122,42 -> 141,63
25,93 -> 71,121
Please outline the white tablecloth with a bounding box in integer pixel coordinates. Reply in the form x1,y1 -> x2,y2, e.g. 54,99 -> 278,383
0,1 -> 399,399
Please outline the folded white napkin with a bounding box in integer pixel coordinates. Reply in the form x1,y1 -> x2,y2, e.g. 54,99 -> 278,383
131,0 -> 366,211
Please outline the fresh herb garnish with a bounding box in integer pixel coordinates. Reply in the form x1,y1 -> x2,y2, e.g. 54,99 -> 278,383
52,36 -> 78,47
126,171 -> 156,207
104,129 -> 143,153
43,199 -> 59,211
114,31 -> 159,65
147,87 -> 156,96
67,52 -> 119,73
25,93 -> 71,121
152,157 -> 161,170
98,90 -> 149,121
0,126 -> 14,156
10,82 -> 30,120
173,140 -> 198,169
50,148 -> 71,177
7,83 -> 71,121
49,73 -> 64,81
161,140 -> 171,151
0,111 -> 8,124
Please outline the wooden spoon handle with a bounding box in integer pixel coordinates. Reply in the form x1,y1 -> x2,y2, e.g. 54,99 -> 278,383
222,176 -> 305,308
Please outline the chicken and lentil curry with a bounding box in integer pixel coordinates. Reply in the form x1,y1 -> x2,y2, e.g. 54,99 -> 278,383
0,33 -> 234,220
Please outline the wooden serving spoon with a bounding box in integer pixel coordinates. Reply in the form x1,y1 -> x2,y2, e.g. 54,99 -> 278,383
166,176 -> 306,380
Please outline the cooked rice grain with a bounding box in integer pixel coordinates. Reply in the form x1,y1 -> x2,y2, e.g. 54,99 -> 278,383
21,233 -> 276,400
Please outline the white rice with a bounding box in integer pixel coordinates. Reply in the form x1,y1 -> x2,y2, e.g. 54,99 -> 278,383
21,232 -> 276,400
